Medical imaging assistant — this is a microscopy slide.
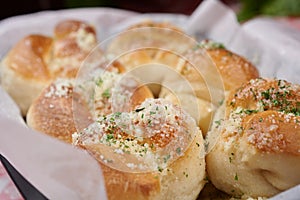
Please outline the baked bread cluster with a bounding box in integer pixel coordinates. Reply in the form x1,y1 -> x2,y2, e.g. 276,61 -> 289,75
1,18 -> 298,200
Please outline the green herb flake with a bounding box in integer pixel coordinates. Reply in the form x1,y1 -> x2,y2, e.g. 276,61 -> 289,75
158,166 -> 163,172
163,154 -> 171,163
150,111 -> 156,115
96,78 -> 103,86
261,90 -> 270,100
215,120 -> 222,126
106,134 -> 114,141
135,107 -> 145,112
234,173 -> 239,181
198,40 -> 226,50
176,147 -> 182,155
114,112 -> 122,118
244,109 -> 258,115
273,99 -> 280,106
218,99 -> 224,106
102,89 -> 111,98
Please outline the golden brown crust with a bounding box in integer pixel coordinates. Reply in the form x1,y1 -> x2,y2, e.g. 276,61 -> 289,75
243,110 -> 300,155
80,144 -> 161,200
206,48 -> 259,91
1,20 -> 99,116
130,85 -> 154,111
54,20 -> 96,39
50,20 -> 98,78
26,80 -> 92,143
82,128 -> 206,200
6,35 -> 52,80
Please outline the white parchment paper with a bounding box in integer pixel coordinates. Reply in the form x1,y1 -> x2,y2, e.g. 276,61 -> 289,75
0,0 -> 299,199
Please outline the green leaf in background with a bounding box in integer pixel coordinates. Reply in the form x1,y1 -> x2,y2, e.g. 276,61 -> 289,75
262,0 -> 300,16
238,0 -> 300,22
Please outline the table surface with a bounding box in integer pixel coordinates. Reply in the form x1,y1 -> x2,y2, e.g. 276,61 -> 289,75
0,162 -> 23,200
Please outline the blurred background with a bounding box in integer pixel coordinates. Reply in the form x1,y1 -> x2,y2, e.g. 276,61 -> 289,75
1,0 -> 300,22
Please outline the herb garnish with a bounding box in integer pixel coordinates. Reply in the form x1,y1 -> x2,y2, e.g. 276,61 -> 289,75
102,89 -> 111,98
135,107 -> 145,112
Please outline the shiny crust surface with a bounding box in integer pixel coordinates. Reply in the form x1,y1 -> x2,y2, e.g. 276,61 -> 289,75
206,48 -> 259,91
6,35 -> 52,80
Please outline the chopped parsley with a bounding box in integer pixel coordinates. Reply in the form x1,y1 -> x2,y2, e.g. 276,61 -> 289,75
163,154 -> 171,163
196,40 -> 226,50
234,173 -> 239,181
102,89 -> 111,98
214,120 -> 222,127
114,112 -> 122,118
261,89 -> 271,100
106,134 -> 114,141
243,109 -> 258,115
176,147 -> 182,155
218,99 -> 224,106
150,111 -> 156,115
158,166 -> 163,172
135,107 -> 145,112
95,78 -> 103,86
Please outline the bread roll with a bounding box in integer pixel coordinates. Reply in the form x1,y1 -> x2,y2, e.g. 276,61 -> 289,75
0,35 -> 53,116
107,20 -> 195,59
109,33 -> 258,134
27,69 -> 153,143
201,40 -> 259,91
206,78 -> 300,198
0,20 -> 99,115
73,98 -> 206,200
